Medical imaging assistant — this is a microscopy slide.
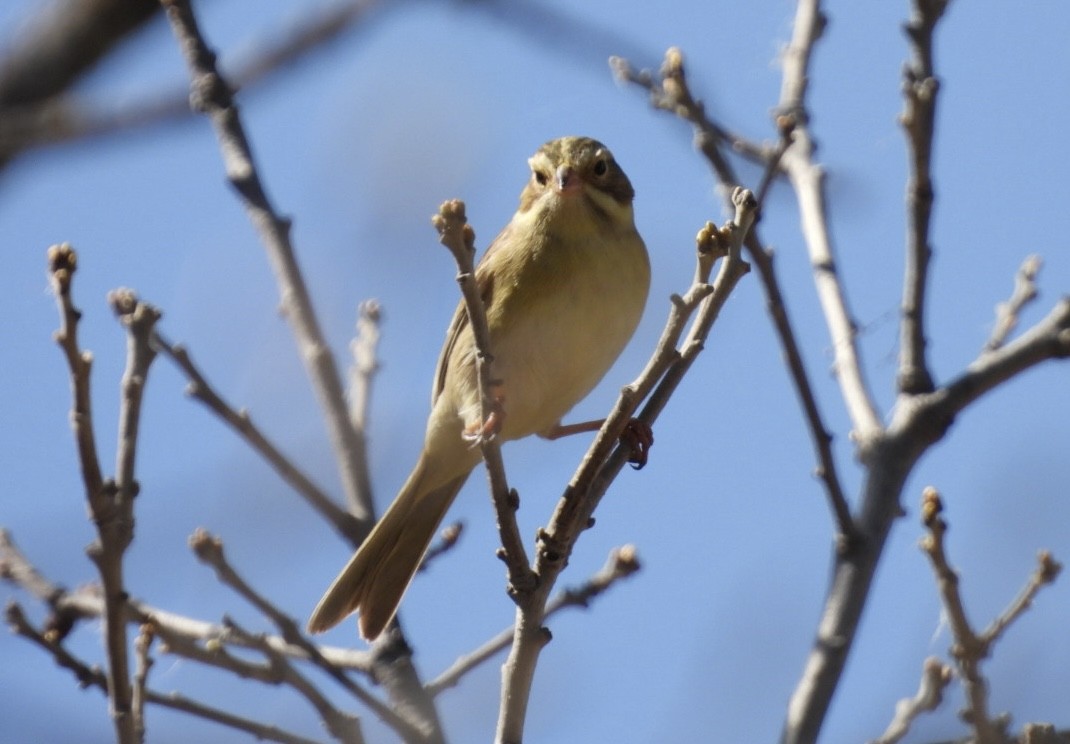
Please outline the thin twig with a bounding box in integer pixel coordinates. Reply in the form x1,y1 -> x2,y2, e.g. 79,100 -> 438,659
161,0 -> 374,523
919,487 -> 1007,744
0,529 -> 374,671
187,530 -> 421,740
869,657 -> 952,744
898,0 -> 949,394
615,48 -> 856,540
776,0 -> 884,442
426,544 -> 640,696
417,522 -> 464,574
225,618 -> 365,744
132,623 -> 154,741
610,55 -> 778,169
979,549 -> 1062,653
47,245 -> 153,744
348,300 -> 382,436
432,199 -> 535,592
985,255 -> 1042,353
153,330 -> 364,547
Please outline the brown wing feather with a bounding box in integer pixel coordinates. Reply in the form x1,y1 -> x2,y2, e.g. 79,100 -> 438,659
431,227 -> 505,403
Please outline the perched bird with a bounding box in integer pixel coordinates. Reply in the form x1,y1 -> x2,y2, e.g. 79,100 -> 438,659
308,136 -> 651,640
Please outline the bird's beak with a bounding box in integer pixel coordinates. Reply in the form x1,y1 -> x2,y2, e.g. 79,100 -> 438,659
554,164 -> 582,194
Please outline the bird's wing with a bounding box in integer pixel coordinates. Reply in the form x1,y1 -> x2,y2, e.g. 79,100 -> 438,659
430,226 -> 506,404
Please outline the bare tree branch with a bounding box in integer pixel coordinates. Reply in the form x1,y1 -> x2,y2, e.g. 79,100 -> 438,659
348,300 -> 383,436
432,199 -> 534,593
985,255 -> 1042,353
187,529 -> 425,740
227,618 -> 366,743
426,544 -> 640,697
46,246 -> 162,744
615,47 -> 856,541
132,623 -> 154,741
0,529 -> 374,672
777,0 -> 884,442
870,657 -> 952,744
4,601 -> 331,744
920,487 -> 1007,744
161,0 -> 375,524
495,190 -> 755,743
898,0 -> 949,394
152,331 -> 364,547
0,0 -> 381,162
0,0 -> 159,107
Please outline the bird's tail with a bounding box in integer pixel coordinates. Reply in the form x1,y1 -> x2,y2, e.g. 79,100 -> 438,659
307,458 -> 469,639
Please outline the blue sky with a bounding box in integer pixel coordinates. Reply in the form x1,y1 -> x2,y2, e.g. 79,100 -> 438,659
2,1 -> 1069,742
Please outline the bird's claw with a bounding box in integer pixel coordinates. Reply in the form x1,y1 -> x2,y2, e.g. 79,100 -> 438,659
463,395 -> 505,446
622,419 -> 654,469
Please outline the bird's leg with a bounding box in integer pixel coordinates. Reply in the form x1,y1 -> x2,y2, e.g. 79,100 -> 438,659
464,382 -> 506,444
540,418 -> 654,469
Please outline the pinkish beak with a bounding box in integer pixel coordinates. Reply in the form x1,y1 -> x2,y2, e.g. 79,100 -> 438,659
554,165 -> 583,194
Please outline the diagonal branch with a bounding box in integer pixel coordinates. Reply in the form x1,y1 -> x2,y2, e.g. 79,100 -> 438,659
187,529 -> 426,741
495,190 -> 755,744
898,0 -> 949,394
915,297 -> 1070,430
152,330 -> 365,547
0,0 -> 380,163
1,528 -> 374,672
615,47 -> 856,539
777,0 -> 884,443
869,657 -> 952,744
985,255 -> 1042,353
161,0 -> 374,523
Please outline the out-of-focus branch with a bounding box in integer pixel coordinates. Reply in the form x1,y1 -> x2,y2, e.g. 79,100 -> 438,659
348,300 -> 382,436
426,544 -> 640,697
985,255 -> 1042,353
152,331 -> 365,547
3,602 -> 326,744
0,0 -> 381,162
418,522 -> 464,574
433,199 -> 534,592
0,0 -> 159,107
495,191 -> 755,743
869,657 -> 952,744
898,0 -> 949,395
162,0 -> 374,524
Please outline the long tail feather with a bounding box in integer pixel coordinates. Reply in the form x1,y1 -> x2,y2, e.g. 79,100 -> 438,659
307,460 -> 470,639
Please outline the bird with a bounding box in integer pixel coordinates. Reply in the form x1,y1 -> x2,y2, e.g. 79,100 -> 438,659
307,136 -> 651,640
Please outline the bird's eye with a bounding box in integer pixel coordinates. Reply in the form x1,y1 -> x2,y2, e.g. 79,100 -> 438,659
534,170 -> 549,186
593,159 -> 608,177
